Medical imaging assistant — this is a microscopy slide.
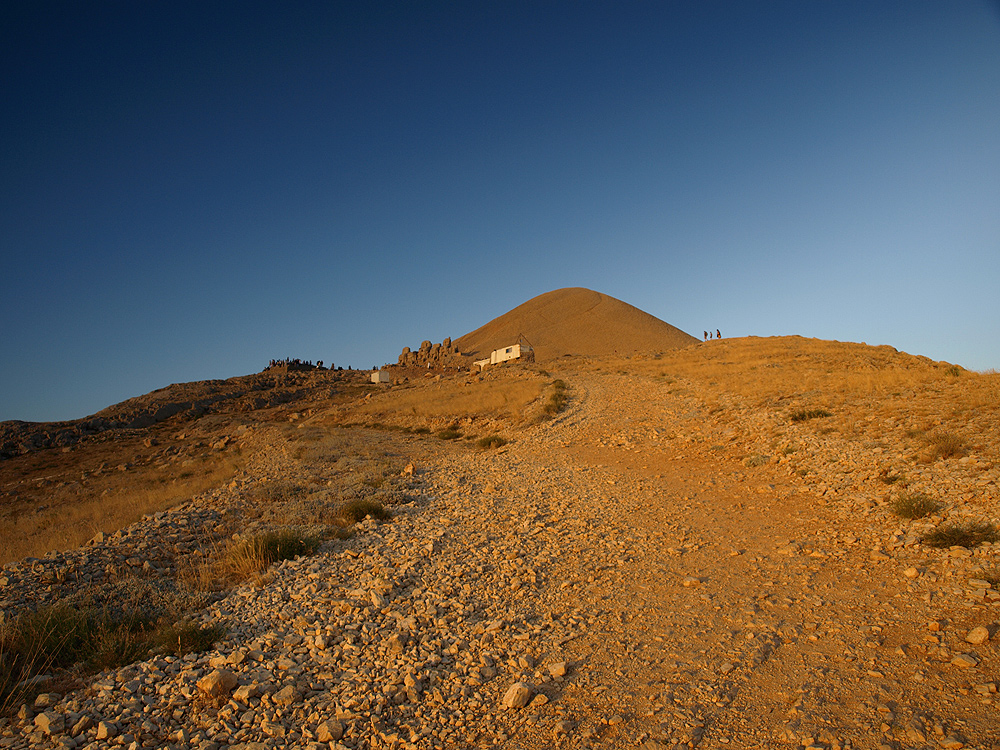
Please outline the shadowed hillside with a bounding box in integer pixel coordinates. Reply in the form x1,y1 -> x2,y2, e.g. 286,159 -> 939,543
455,287 -> 697,362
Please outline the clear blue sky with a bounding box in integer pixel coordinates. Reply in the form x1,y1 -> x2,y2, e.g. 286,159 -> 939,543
2,2 -> 999,422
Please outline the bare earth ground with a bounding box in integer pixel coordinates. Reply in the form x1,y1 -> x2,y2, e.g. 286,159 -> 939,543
1,339 -> 999,750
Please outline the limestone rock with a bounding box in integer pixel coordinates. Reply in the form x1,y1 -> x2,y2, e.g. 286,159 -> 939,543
547,661 -> 569,677
502,682 -> 534,709
33,711 -> 64,736
197,668 -> 238,699
317,720 -> 345,742
965,626 -> 990,645
950,653 -> 979,668
273,685 -> 301,706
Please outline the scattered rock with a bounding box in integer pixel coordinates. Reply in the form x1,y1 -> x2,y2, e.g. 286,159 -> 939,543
502,682 -> 534,709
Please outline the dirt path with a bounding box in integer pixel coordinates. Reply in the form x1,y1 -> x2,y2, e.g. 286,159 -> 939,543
452,368 -> 999,749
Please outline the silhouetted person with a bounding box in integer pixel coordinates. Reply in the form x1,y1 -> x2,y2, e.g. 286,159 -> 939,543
704,331 -> 708,341
716,329 -> 721,339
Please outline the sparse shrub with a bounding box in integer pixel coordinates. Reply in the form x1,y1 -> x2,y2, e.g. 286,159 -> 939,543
543,380 -> 569,415
744,455 -> 770,468
151,619 -> 225,657
923,521 -> 997,548
878,469 -> 903,485
945,365 -> 962,377
359,462 -> 398,489
476,435 -> 508,450
338,499 -> 390,524
223,529 -> 319,582
247,481 -> 305,503
891,492 -> 941,519
412,427 -> 431,435
1,604 -> 155,711
790,409 -> 832,423
924,432 -> 965,462
437,428 -> 462,440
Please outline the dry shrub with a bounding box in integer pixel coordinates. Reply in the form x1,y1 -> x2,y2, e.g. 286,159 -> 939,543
891,492 -> 941,519
338,499 -> 390,524
1,603 -> 154,712
923,432 -> 965,462
923,522 -> 997,548
476,435 -> 508,449
151,619 -> 225,657
790,409 -> 832,423
185,529 -> 319,590
543,380 -> 569,415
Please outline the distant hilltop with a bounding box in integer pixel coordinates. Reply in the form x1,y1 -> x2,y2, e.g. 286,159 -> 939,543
393,288 -> 697,369
456,287 -> 698,362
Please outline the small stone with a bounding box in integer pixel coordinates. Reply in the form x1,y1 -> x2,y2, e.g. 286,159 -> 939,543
96,721 -> 118,739
965,626 -> 990,645
951,653 -> 979,668
940,736 -> 966,749
273,685 -> 301,706
71,715 -> 93,735
316,720 -> 345,742
197,669 -> 238,700
233,684 -> 258,703
502,682 -> 534,709
33,711 -> 64,736
32,693 -> 60,709
554,719 -> 575,736
903,567 -> 920,579
547,661 -> 569,677
682,576 -> 701,587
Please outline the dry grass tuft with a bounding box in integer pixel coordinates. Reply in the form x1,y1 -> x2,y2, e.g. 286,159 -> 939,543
476,435 -> 508,450
338,498 -> 390,524
891,492 -> 941,519
1,603 -> 225,713
923,432 -> 966,462
790,408 -> 832,423
922,521 -> 997,548
184,529 -> 320,591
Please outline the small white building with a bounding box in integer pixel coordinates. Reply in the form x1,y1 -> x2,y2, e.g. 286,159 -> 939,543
475,337 -> 535,371
370,369 -> 391,384
491,343 -> 527,365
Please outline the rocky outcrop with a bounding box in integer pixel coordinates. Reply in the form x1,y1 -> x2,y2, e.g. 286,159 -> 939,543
397,337 -> 468,368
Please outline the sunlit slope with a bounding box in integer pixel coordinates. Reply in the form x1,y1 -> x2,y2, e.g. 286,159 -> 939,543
455,287 -> 698,361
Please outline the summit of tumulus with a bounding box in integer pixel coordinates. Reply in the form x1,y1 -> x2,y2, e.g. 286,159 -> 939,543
454,287 -> 697,362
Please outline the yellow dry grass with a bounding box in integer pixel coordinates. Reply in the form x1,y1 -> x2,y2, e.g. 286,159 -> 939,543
342,375 -> 547,425
606,335 -> 1000,460
0,457 -> 242,565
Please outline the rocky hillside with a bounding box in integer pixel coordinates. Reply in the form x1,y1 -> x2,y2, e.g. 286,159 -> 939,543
1,337 -> 999,750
